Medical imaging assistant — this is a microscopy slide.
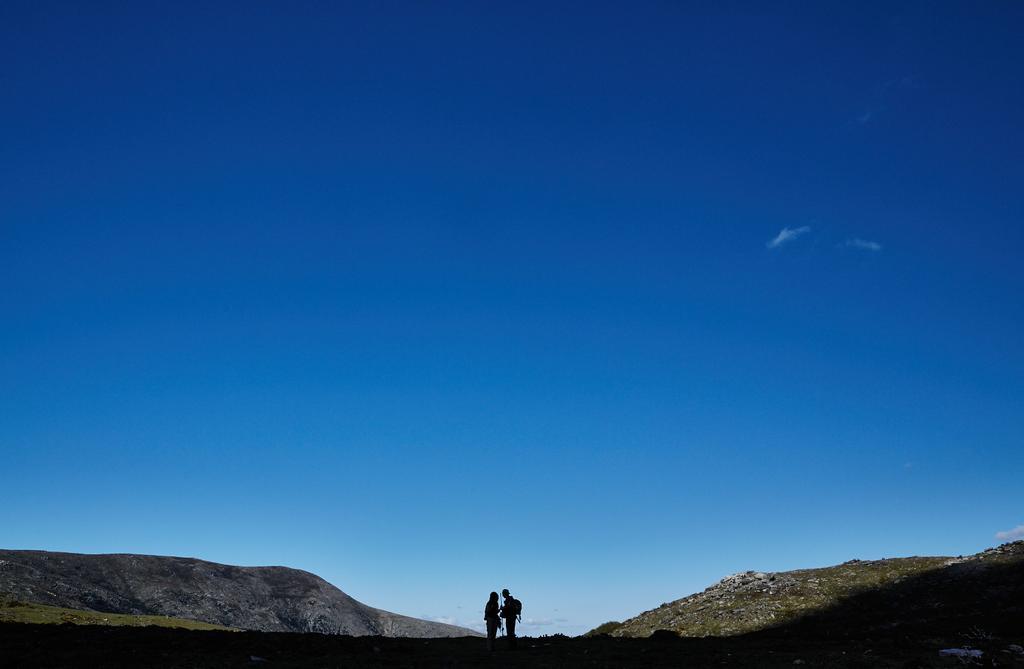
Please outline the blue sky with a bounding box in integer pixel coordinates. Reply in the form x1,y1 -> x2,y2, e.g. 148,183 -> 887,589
2,2 -> 1022,635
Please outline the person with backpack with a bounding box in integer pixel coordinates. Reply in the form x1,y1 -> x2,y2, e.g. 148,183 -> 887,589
484,591 -> 500,651
499,588 -> 522,648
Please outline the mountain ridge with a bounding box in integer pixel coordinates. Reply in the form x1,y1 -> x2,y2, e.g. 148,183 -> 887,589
0,549 -> 477,637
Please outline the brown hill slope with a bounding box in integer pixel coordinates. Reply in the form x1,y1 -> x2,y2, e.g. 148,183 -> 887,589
0,549 -> 476,637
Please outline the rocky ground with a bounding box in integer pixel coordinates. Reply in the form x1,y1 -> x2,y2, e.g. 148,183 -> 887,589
604,542 -> 1024,640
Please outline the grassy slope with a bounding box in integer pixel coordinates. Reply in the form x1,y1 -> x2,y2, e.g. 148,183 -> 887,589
607,555 -> 954,637
0,595 -> 233,631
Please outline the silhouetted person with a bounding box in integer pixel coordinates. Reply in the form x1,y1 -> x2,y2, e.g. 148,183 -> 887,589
499,588 -> 521,648
484,591 -> 500,651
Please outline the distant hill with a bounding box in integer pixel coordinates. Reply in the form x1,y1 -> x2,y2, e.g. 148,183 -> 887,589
0,550 -> 477,637
592,541 -> 1024,638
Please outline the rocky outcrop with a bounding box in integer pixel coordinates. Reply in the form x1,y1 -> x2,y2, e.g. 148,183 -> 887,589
0,550 -> 477,637
604,541 -> 1024,638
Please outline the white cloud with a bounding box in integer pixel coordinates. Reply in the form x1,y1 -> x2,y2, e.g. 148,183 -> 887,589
422,612 -> 572,635
845,238 -> 882,251
995,525 -> 1024,542
522,618 -> 555,627
766,226 -> 811,249
423,614 -> 485,632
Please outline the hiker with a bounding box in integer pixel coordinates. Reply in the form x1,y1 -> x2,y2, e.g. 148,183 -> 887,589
484,591 -> 500,651
499,588 -> 521,648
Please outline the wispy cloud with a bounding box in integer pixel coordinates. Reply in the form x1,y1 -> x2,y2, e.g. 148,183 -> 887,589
767,226 -> 811,249
996,525 -> 1024,542
424,610 -> 575,635
845,238 -> 882,251
852,76 -> 923,127
523,618 -> 555,627
423,614 -> 485,632
883,75 -> 924,91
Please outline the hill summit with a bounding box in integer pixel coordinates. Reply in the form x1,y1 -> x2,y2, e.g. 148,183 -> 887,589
0,549 -> 476,637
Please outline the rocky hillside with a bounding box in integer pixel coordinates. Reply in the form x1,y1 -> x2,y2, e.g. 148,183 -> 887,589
0,550 -> 476,637
600,541 -> 1024,638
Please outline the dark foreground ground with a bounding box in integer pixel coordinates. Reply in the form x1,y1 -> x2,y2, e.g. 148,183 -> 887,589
3,622 -> 1024,668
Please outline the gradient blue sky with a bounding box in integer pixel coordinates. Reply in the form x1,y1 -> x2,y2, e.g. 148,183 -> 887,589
2,2 -> 1022,635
